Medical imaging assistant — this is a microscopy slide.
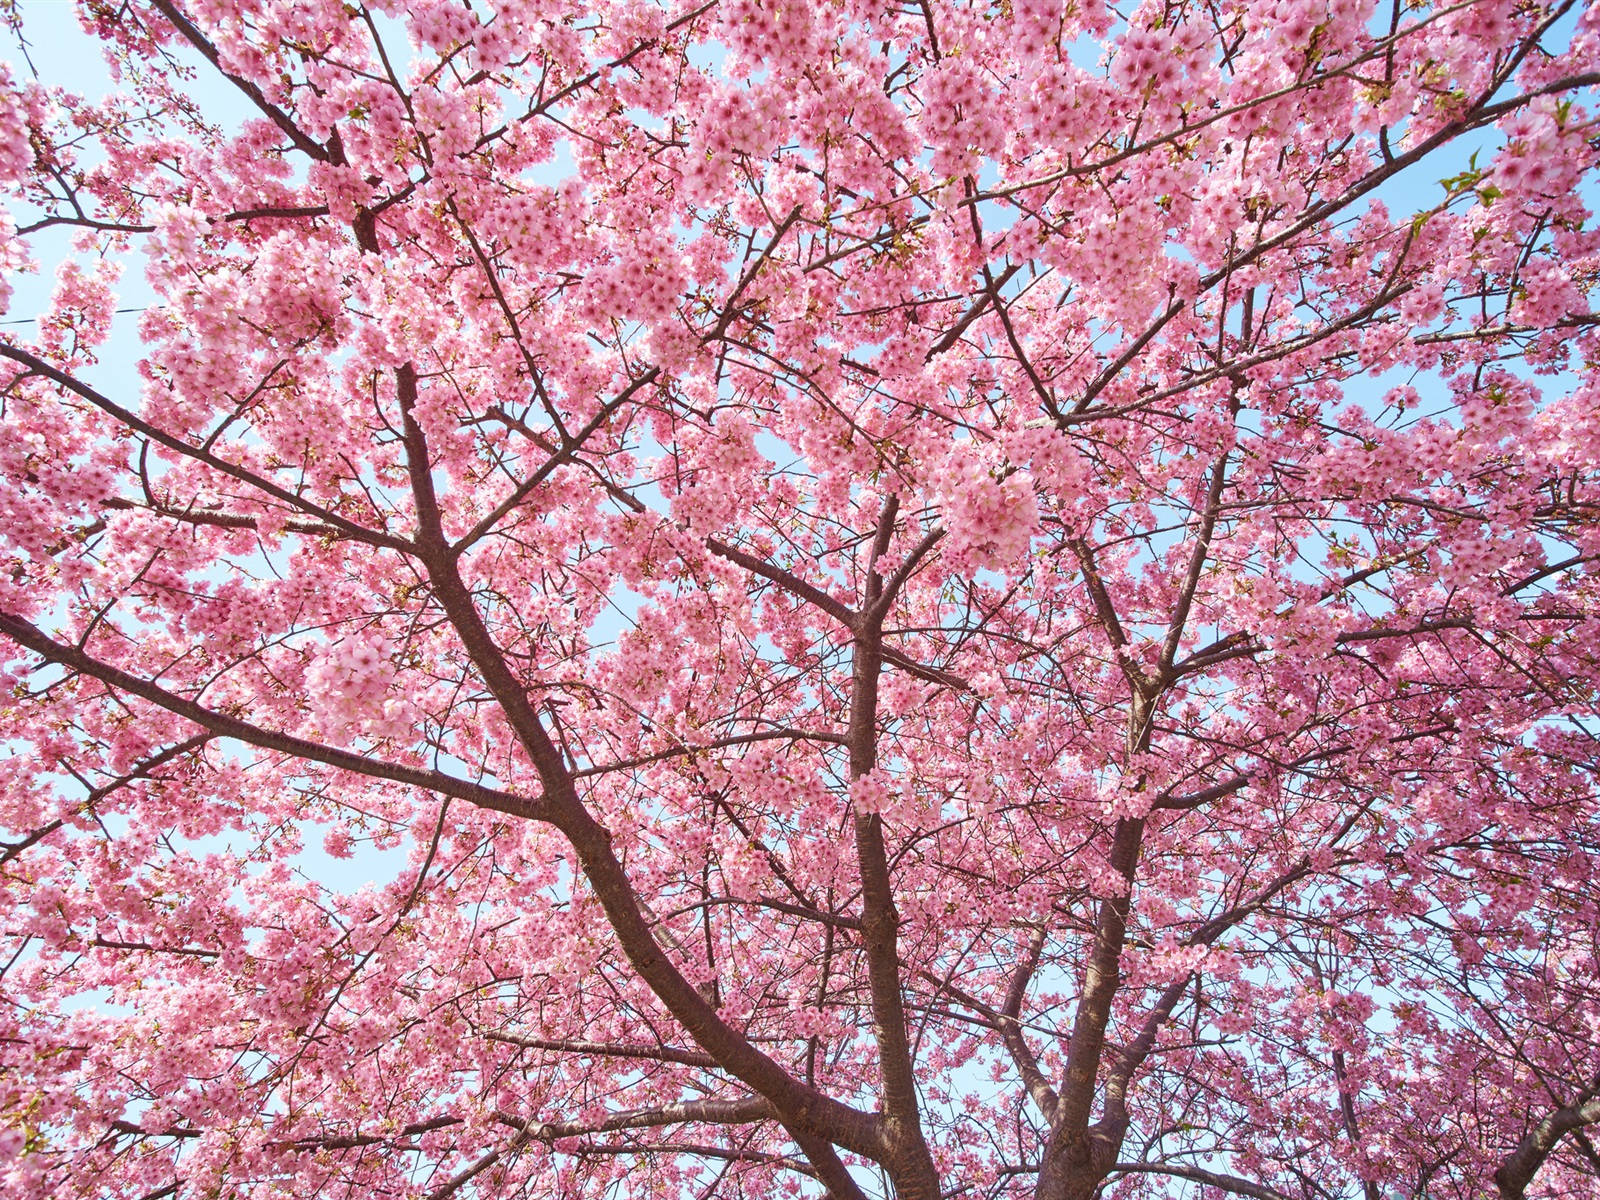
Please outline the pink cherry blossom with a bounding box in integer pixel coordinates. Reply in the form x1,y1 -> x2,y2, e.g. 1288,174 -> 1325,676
2,3 -> 1599,1200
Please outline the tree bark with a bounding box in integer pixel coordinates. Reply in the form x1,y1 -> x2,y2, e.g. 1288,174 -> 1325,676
846,498 -> 944,1200
1496,1086 -> 1600,1199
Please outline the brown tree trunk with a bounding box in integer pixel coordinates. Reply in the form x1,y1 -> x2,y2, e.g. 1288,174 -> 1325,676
1033,1125 -> 1122,1200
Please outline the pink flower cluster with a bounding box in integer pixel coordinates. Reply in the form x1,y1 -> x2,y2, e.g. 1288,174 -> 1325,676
305,635 -> 409,741
933,447 -> 1040,574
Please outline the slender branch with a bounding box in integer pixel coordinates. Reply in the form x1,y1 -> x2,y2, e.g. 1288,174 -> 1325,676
707,537 -> 857,626
0,611 -> 543,820
1110,1162 -> 1294,1200
482,1031 -> 719,1070
456,367 -> 662,551
0,345 -> 412,552
1159,450 -> 1231,671
145,0 -> 333,162
496,1096 -> 776,1140
1,733 -> 210,865
1001,927 -> 1058,1123
573,729 -> 849,778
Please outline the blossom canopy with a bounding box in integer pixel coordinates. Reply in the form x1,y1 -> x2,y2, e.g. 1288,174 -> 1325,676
2,2 -> 1600,1199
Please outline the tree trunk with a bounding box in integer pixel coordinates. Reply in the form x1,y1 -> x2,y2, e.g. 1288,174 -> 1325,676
1034,1123 -> 1123,1200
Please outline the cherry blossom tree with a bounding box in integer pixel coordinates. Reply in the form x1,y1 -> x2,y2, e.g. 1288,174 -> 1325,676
3,1 -> 1600,1198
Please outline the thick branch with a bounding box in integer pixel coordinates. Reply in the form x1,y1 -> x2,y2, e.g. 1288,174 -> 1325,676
845,497 -> 941,1200
1496,1083 -> 1600,1199
394,365 -> 882,1192
1047,815 -> 1145,1142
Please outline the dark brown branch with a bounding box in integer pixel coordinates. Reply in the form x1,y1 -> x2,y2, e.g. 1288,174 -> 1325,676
707,537 -> 857,627
1159,450 -> 1232,671
844,497 -> 941,1200
1496,1080 -> 1600,1199
395,363 -> 882,1196
497,1097 -> 775,1140
573,729 -> 848,779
